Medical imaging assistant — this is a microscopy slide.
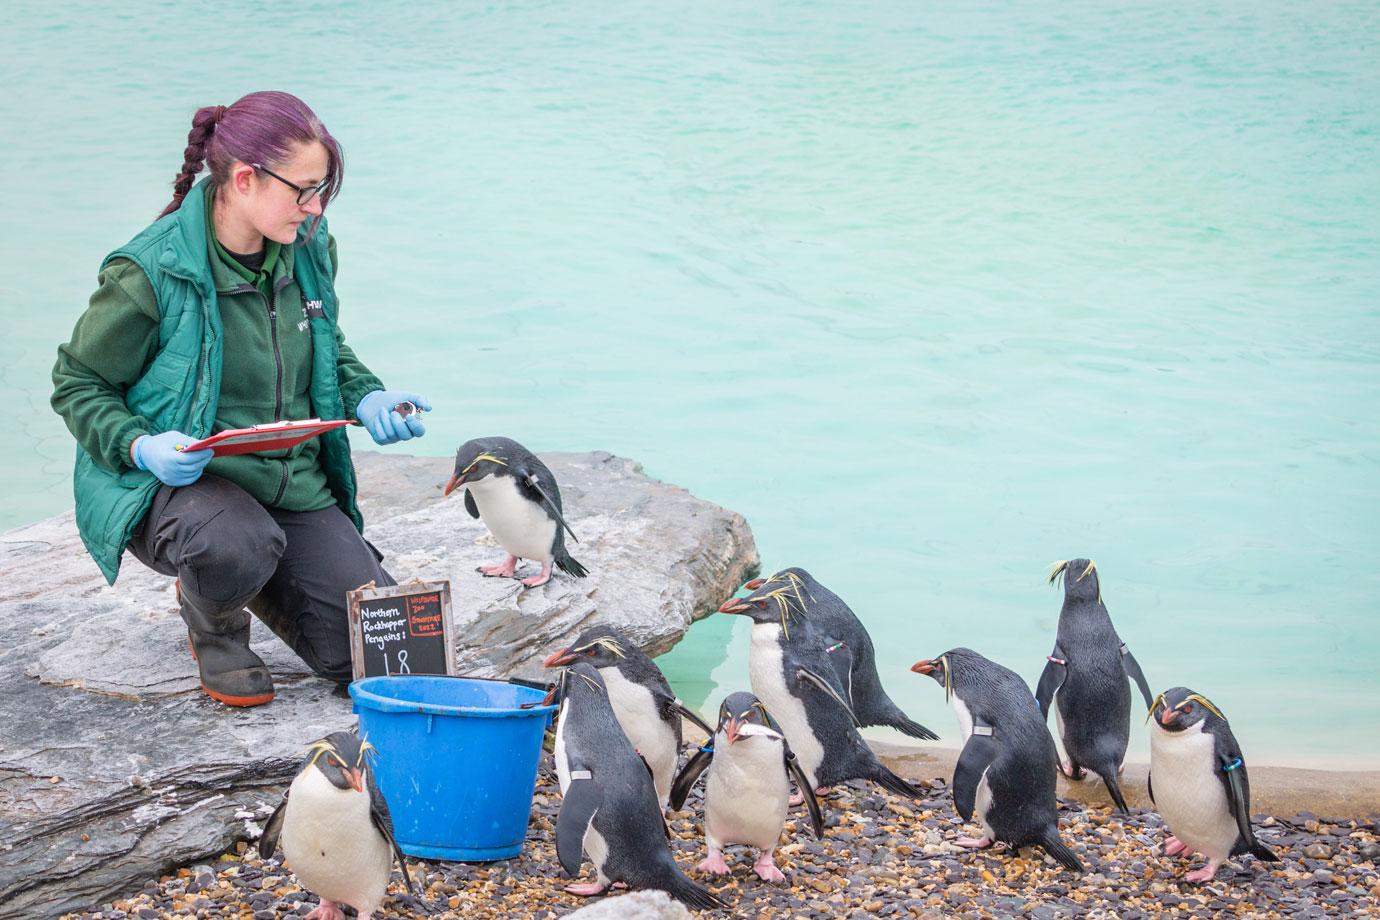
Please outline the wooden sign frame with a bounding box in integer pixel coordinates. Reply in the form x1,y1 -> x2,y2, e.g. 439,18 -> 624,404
346,579 -> 457,682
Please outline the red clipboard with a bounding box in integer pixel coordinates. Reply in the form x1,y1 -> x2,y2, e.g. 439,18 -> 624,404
180,419 -> 358,457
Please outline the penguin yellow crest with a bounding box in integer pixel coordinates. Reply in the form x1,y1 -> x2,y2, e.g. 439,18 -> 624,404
581,637 -> 626,658
460,453 -> 508,476
1181,693 -> 1226,720
1047,559 -> 1101,603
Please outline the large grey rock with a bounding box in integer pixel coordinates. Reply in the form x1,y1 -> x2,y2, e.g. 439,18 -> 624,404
565,890 -> 694,919
0,451 -> 757,919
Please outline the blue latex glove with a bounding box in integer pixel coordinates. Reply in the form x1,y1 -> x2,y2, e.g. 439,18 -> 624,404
357,390 -> 432,444
132,431 -> 213,487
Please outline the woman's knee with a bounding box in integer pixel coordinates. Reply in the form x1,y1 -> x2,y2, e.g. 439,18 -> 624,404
178,508 -> 287,605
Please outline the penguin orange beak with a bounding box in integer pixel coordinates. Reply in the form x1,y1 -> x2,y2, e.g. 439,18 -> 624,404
543,648 -> 575,668
346,768 -> 365,793
1160,707 -> 1180,726
443,473 -> 465,497
718,598 -> 750,614
911,659 -> 937,675
743,578 -> 765,590
724,718 -> 741,745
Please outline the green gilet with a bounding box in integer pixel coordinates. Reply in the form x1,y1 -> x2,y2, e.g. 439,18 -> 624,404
73,177 -> 364,584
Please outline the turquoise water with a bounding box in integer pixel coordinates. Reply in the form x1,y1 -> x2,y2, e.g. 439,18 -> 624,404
3,3 -> 1377,767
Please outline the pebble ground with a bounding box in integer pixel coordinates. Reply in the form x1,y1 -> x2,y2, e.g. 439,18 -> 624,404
66,770 -> 1380,919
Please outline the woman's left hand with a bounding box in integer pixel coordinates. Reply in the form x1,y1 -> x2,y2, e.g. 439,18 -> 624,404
357,389 -> 432,444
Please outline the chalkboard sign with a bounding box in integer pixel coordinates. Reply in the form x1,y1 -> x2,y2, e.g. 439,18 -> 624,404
346,580 -> 456,681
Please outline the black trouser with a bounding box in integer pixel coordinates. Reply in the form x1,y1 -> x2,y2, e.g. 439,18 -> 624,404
129,474 -> 394,684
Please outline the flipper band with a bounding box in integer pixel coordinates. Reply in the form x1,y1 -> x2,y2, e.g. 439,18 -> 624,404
571,769 -> 592,780
1047,656 -> 1066,665
1223,758 -> 1243,772
972,724 -> 994,737
825,642 -> 846,653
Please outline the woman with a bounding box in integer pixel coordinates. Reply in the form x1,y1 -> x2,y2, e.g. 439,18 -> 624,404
51,91 -> 431,707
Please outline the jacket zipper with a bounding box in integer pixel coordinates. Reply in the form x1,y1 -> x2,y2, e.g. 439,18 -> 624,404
266,287 -> 288,506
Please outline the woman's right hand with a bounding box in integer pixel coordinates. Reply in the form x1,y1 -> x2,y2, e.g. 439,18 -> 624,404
131,431 -> 213,486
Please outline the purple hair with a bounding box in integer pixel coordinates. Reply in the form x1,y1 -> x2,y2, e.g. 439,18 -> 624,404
159,90 -> 344,233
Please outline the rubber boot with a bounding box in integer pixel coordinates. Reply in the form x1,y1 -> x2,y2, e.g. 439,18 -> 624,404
178,582 -> 275,707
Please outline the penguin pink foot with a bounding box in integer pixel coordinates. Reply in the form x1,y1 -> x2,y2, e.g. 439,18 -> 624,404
521,561 -> 554,587
956,836 -> 993,849
479,554 -> 519,578
697,849 -> 731,876
752,850 -> 786,883
304,901 -> 346,920
1059,760 -> 1085,780
564,882 -> 608,896
1184,860 -> 1221,883
1163,835 -> 1190,857
789,785 -> 831,806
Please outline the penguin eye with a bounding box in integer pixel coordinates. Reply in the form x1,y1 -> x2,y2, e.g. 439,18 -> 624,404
585,647 -> 596,656
754,600 -> 767,609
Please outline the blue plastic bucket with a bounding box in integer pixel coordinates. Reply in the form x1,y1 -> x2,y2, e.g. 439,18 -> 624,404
349,675 -> 556,861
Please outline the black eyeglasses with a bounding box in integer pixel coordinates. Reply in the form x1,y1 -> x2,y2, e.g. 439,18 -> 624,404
251,163 -> 332,206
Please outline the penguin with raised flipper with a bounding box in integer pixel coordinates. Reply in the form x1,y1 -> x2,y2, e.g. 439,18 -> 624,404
443,437 -> 588,587
736,568 -> 939,741
1034,559 -> 1154,813
258,732 -> 415,920
1148,687 -> 1280,882
543,626 -> 713,810
549,663 -> 723,910
718,592 -> 925,799
912,649 -> 1085,873
670,691 -> 823,883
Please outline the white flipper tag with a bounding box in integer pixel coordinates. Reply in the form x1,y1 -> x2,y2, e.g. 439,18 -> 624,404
571,769 -> 592,780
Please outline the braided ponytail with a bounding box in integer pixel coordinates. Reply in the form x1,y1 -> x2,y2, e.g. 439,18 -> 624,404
158,105 -> 225,218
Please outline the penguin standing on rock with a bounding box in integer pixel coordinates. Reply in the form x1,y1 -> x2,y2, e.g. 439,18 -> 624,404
1034,559 -> 1154,813
548,663 -> 723,909
670,691 -> 823,883
443,437 -> 588,587
258,732 -> 414,920
1149,687 -> 1280,882
736,569 -> 939,741
543,626 -> 714,810
719,591 -> 925,799
912,649 -> 1085,872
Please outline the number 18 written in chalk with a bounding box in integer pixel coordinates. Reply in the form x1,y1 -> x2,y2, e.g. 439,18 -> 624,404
346,579 -> 456,681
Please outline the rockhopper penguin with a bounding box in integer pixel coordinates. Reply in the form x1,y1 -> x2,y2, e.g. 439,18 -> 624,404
670,691 -> 824,883
444,436 -> 588,587
258,732 -> 414,920
548,663 -> 723,909
735,568 -> 939,741
913,649 -> 1085,872
1148,687 -> 1280,882
1034,559 -> 1155,813
543,626 -> 714,810
719,589 -> 925,799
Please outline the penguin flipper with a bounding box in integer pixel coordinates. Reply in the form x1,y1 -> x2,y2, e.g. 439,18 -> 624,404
953,725 -> 999,822
784,747 -> 824,838
556,775 -> 603,877
1221,756 -> 1279,861
1118,643 -> 1156,713
1146,769 -> 1155,806
670,746 -> 714,811
463,488 -> 480,520
366,769 -> 415,893
257,792 -> 287,859
518,467 -> 579,544
666,699 -> 715,739
795,667 -> 861,727
1034,646 -> 1067,720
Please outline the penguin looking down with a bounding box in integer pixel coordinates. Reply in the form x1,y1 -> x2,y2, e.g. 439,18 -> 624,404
548,663 -> 723,910
670,691 -> 823,883
543,627 -> 713,810
912,649 -> 1085,873
258,732 -> 414,920
729,568 -> 939,741
1034,559 -> 1154,813
720,592 -> 925,799
1148,687 -> 1280,882
444,437 -> 588,587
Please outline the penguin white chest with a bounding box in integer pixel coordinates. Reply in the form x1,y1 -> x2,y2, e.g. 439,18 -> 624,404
1150,722 -> 1239,861
599,667 -> 678,807
748,624 -> 824,786
280,768 -> 392,913
554,703 -> 572,794
705,735 -> 790,850
949,694 -> 993,835
466,476 -> 557,562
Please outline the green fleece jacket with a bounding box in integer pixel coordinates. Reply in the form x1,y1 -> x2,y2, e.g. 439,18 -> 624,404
51,185 -> 383,511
